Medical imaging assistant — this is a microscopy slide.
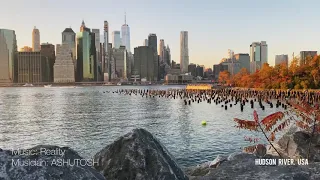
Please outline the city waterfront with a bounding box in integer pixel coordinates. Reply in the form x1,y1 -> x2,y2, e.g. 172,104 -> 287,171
0,86 -> 287,167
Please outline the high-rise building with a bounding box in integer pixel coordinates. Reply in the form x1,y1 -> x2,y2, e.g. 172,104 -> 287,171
92,29 -> 101,81
275,54 -> 289,67
32,27 -> 40,52
165,45 -> 171,66
228,49 -> 234,59
17,52 -> 47,83
103,20 -> 109,80
250,41 -> 268,73
188,63 -> 197,77
112,31 -> 121,49
143,39 -> 148,46
133,46 -> 157,81
121,13 -> 131,52
113,46 -> 129,79
0,29 -> 17,83
40,43 -> 55,82
300,51 -> 317,65
213,64 -> 228,81
148,34 -> 157,53
158,39 -> 165,63
76,21 -> 96,82
196,65 -> 204,77
54,43 -> 75,83
180,31 -> 189,73
234,53 -> 250,72
62,28 -> 76,56
20,46 -> 33,52
148,34 -> 158,80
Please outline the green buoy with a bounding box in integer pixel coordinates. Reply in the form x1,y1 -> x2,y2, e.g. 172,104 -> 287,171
201,120 -> 207,126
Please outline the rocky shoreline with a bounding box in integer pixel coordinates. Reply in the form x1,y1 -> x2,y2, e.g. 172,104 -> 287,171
1,128 -> 319,180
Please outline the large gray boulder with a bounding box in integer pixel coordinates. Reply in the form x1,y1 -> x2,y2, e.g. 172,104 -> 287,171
0,145 -> 105,180
188,153 -> 320,180
277,131 -> 320,161
93,128 -> 188,180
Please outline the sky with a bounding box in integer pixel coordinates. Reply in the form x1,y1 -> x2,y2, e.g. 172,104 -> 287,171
1,0 -> 320,68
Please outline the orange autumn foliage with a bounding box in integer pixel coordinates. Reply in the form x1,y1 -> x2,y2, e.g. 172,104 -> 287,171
220,55 -> 320,89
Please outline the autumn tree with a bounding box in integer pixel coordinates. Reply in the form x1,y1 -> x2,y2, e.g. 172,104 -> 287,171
218,70 -> 230,85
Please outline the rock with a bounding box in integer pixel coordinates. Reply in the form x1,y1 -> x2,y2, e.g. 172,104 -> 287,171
208,155 -> 227,168
277,131 -> 320,161
190,153 -> 320,180
184,162 -> 210,177
93,128 -> 188,180
0,145 -> 105,180
254,144 -> 267,158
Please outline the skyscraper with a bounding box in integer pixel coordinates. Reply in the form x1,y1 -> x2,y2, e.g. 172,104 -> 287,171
54,43 -> 75,83
103,20 -> 109,80
143,39 -> 148,46
158,39 -> 165,63
180,31 -> 189,73
300,51 -> 317,65
250,41 -> 268,73
133,46 -> 157,81
0,29 -> 17,83
112,31 -> 121,49
121,13 -> 131,52
62,28 -> 76,59
275,54 -> 289,67
76,21 -> 96,82
148,34 -> 158,80
32,27 -> 40,51
40,43 -> 55,82
92,29 -> 101,81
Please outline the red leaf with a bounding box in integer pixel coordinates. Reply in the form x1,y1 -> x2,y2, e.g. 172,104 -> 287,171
254,110 -> 259,123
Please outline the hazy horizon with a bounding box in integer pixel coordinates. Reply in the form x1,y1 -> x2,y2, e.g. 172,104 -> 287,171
2,0 -> 320,68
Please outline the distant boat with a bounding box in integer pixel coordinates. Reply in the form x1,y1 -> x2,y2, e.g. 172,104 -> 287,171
148,82 -> 152,85
117,82 -> 122,86
44,84 -> 52,88
23,83 -> 33,87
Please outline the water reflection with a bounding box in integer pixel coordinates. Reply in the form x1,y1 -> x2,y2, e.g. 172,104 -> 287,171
0,86 -> 282,167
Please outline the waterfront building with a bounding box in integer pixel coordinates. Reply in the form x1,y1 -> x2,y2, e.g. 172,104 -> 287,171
103,20 -> 109,81
196,65 -> 204,77
220,58 -> 241,76
92,29 -> 102,81
40,43 -> 55,82
62,28 -> 76,59
250,41 -> 268,73
165,74 -> 192,84
159,39 -> 165,63
300,51 -> 317,65
143,39 -> 148,46
20,46 -> 33,52
112,46 -> 129,80
17,52 -> 47,83
148,34 -> 158,80
0,29 -> 17,83
275,54 -> 289,67
32,27 -> 40,52
165,45 -> 171,66
112,31 -> 121,49
54,43 -> 75,83
180,31 -> 189,73
133,46 -> 157,81
188,63 -> 197,77
234,53 -> 250,72
213,64 -> 228,81
121,13 -> 131,52
76,21 -> 96,82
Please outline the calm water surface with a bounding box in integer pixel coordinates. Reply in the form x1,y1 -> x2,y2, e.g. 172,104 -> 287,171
0,86 -> 283,167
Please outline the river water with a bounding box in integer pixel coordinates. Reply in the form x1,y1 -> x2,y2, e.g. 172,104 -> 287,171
0,86 -> 284,167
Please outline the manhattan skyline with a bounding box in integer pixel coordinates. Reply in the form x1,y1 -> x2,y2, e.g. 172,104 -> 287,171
2,0 -> 319,68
